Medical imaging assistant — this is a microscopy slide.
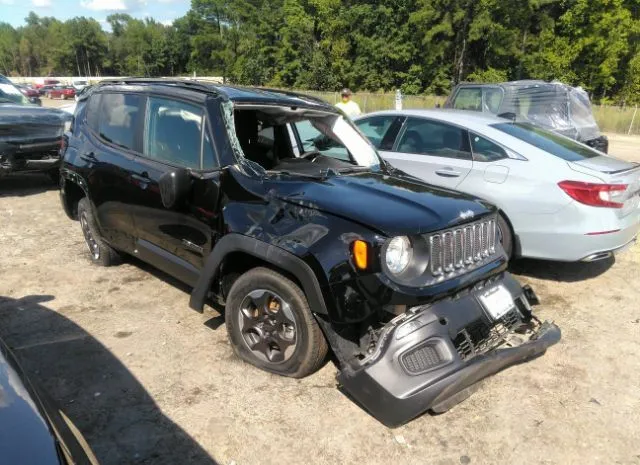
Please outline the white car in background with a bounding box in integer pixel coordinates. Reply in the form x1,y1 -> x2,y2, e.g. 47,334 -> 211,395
71,79 -> 88,91
355,110 -> 640,262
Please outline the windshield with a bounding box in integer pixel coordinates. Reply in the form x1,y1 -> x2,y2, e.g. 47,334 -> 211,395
0,83 -> 31,106
233,106 -> 382,177
492,122 -> 600,161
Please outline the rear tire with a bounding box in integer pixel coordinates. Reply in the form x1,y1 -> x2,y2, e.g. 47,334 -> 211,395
77,198 -> 120,267
497,213 -> 514,259
225,267 -> 328,378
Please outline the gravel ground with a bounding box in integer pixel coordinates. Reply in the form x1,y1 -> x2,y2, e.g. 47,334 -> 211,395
0,112 -> 639,464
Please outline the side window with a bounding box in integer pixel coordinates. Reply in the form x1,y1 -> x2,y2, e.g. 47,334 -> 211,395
98,93 -> 142,151
470,133 -> 508,162
396,118 -> 471,160
202,128 -> 217,170
85,93 -> 101,133
144,97 -> 204,169
453,88 -> 482,111
483,88 -> 503,114
355,115 -> 396,149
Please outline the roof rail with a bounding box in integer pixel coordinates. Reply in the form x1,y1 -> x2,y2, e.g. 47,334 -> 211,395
256,87 -> 328,105
97,77 -> 216,94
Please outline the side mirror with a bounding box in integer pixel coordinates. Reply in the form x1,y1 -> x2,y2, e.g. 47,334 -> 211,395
159,168 -> 191,209
29,97 -> 42,106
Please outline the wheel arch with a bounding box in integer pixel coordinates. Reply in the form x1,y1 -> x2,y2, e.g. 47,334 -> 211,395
60,173 -> 88,220
189,234 -> 330,316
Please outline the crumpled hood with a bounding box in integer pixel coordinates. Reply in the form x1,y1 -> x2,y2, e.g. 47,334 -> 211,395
0,105 -> 69,145
0,104 -> 69,126
270,171 -> 494,236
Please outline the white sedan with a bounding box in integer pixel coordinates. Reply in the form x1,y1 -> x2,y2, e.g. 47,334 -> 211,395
355,109 -> 640,262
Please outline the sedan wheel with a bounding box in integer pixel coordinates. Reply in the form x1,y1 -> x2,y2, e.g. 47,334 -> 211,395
496,214 -> 514,259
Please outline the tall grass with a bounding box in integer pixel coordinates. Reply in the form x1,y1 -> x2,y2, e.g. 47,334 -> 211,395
303,90 -> 639,135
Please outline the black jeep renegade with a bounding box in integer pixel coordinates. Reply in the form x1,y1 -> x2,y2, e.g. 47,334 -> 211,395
60,79 -> 560,427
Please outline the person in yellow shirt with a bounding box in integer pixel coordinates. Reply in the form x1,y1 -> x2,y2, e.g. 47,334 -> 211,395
335,88 -> 362,118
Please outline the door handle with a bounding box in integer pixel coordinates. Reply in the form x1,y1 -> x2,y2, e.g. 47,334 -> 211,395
80,152 -> 97,162
131,171 -> 151,188
435,168 -> 462,178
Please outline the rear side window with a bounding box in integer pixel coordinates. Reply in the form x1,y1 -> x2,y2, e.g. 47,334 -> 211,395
492,122 -> 600,161
144,97 -> 204,169
470,133 -> 508,162
98,93 -> 142,151
355,115 -> 398,149
453,88 -> 482,111
85,94 -> 101,131
396,118 -> 472,160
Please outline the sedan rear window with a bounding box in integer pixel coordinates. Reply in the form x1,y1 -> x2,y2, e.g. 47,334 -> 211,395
492,122 -> 600,161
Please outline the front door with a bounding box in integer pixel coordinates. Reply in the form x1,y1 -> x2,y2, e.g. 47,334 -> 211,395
127,95 -> 222,284
381,117 -> 473,190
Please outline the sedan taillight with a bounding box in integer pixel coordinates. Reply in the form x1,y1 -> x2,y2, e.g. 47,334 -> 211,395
558,180 -> 628,208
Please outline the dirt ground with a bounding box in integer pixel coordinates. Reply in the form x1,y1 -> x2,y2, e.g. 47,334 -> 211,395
0,114 -> 639,464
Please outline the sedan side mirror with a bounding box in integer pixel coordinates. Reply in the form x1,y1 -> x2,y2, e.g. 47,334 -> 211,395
29,97 -> 42,106
159,168 -> 191,209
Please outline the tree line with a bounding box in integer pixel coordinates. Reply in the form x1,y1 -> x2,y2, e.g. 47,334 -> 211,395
1,0 -> 639,103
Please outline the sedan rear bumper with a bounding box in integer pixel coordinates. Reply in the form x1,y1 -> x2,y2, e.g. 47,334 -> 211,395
336,275 -> 561,427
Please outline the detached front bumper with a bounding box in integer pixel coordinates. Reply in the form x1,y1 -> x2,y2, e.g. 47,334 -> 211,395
337,274 -> 561,427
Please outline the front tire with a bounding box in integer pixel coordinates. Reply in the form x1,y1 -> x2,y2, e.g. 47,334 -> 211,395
77,197 -> 120,267
497,213 -> 514,259
225,267 -> 328,378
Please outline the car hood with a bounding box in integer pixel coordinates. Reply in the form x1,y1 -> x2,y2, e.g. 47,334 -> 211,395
0,340 -> 62,465
0,105 -> 69,145
0,104 -> 69,126
269,170 -> 494,235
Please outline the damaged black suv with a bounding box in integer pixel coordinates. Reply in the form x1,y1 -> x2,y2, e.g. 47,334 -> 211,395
60,79 -> 560,427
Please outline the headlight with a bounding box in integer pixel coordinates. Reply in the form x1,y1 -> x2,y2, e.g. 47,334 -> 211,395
385,236 -> 413,275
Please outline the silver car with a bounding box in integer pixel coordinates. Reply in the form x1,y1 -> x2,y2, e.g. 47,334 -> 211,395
354,110 -> 640,262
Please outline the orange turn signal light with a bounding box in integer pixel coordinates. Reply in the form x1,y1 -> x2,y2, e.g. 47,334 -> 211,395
353,240 -> 369,270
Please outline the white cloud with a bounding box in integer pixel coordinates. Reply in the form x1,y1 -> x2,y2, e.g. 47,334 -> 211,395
32,0 -> 51,7
161,19 -> 173,26
80,0 -> 127,11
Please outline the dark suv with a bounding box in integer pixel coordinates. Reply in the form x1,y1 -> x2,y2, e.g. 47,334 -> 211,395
60,79 -> 560,427
1,75 -> 69,180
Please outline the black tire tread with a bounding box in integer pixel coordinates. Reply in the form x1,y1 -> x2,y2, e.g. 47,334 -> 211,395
225,267 -> 328,378
77,197 -> 120,267
497,213 -> 514,260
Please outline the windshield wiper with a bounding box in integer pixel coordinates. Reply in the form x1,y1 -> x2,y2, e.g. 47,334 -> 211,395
337,165 -> 373,174
268,170 -> 326,180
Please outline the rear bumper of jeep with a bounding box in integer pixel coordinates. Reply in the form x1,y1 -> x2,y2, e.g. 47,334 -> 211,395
336,275 -> 561,427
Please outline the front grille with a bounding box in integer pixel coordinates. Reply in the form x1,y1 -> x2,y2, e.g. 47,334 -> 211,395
401,342 -> 445,374
428,217 -> 497,277
454,308 -> 522,361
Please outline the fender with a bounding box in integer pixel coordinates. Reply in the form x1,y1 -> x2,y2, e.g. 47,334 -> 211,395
189,233 -> 329,315
59,169 -> 90,220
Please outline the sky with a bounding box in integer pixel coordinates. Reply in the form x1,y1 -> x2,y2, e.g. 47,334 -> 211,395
0,0 -> 191,29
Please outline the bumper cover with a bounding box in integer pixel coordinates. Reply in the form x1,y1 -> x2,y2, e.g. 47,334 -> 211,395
336,276 -> 561,427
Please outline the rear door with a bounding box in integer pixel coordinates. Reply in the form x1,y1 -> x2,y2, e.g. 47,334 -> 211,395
381,117 -> 473,189
81,91 -> 144,253
354,114 -> 405,151
127,94 -> 222,283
